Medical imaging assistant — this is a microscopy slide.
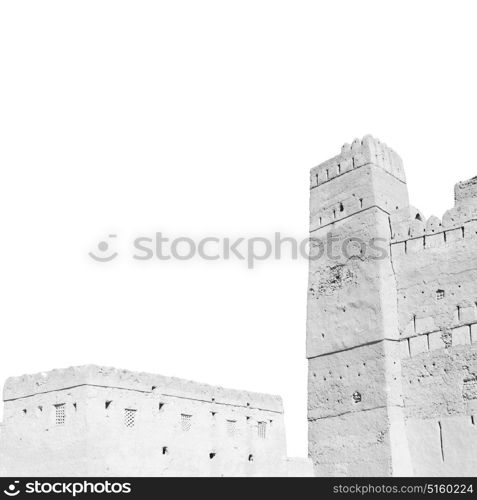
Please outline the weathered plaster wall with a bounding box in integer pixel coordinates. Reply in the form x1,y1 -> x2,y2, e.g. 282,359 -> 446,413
389,178 -> 477,476
402,349 -> 477,476
308,136 -> 477,476
0,366 -> 313,477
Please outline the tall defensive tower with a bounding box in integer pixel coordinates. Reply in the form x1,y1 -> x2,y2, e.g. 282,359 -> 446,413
307,136 -> 412,476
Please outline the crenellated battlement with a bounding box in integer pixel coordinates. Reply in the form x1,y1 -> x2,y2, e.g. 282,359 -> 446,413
310,135 -> 406,189
309,135 -> 409,232
390,214 -> 477,256
390,177 -> 477,251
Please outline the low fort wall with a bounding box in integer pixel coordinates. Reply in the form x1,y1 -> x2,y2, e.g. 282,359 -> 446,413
0,365 -> 312,477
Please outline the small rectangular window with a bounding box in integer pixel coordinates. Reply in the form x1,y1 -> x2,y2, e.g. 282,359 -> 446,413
181,413 -> 192,432
258,421 -> 266,439
55,404 -> 65,426
226,419 -> 237,437
436,290 -> 445,300
124,409 -> 137,428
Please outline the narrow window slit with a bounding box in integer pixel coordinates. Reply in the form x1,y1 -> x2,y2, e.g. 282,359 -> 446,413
438,421 -> 444,461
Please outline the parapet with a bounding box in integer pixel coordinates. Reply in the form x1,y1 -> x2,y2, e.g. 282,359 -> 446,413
390,176 -> 477,244
310,135 -> 406,189
2,365 -> 283,413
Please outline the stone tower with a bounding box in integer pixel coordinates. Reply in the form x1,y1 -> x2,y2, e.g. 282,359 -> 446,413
307,136 -> 412,476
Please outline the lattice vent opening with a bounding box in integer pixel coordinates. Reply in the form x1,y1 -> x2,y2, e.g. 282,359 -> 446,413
55,404 -> 65,426
258,421 -> 266,439
124,409 -> 137,428
226,419 -> 237,437
181,413 -> 192,432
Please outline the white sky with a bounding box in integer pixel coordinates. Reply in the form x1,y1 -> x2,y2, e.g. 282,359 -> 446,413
1,0 -> 476,457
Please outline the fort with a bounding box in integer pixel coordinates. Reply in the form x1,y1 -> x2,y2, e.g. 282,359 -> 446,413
307,135 -> 477,476
1,136 -> 477,476
0,365 -> 312,476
